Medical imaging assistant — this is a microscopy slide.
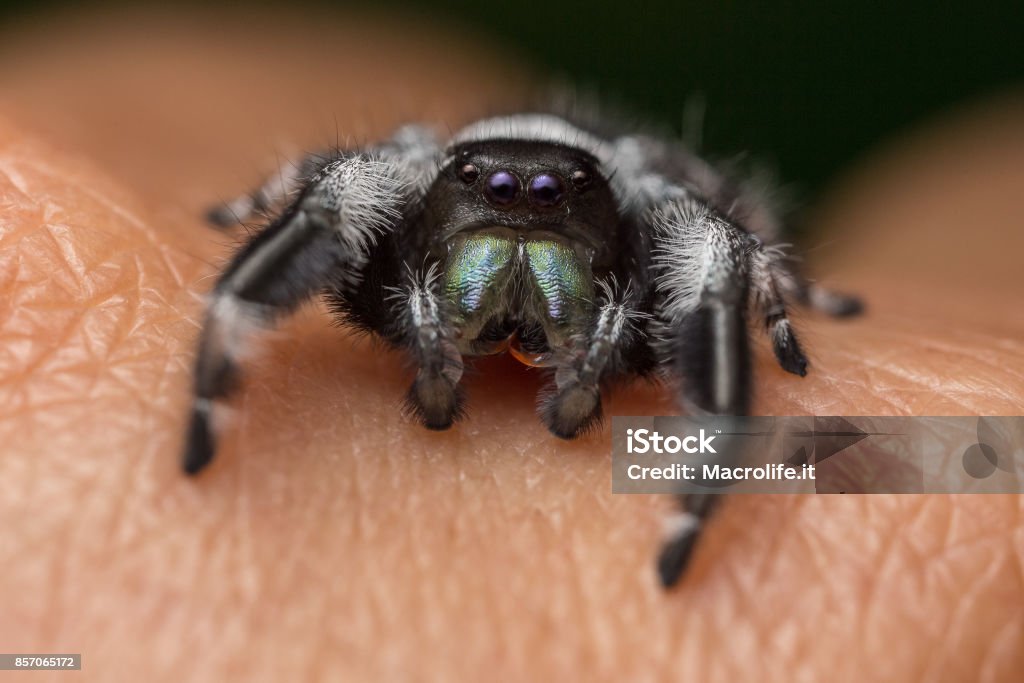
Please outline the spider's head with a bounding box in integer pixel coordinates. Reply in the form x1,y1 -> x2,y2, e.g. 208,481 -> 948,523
421,136 -> 622,354
425,139 -> 620,261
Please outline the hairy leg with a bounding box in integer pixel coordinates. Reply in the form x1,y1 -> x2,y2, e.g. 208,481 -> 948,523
186,155 -> 408,472
749,247 -> 810,376
649,199 -> 753,416
645,199 -> 755,585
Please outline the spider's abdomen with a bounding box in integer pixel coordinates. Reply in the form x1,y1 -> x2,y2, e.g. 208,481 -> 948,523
442,227 -> 595,363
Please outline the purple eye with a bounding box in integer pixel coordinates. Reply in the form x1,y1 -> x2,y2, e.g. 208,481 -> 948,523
484,170 -> 520,206
528,173 -> 565,207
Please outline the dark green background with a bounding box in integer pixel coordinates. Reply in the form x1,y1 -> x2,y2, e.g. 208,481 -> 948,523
3,0 -> 1022,201
405,0 -> 1023,198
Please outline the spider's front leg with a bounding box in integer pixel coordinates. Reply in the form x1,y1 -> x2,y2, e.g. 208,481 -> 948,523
648,204 -> 818,586
647,199 -> 768,587
183,154 -> 410,474
651,200 -> 754,416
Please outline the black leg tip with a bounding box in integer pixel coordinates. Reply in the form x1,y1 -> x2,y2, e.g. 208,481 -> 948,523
772,323 -> 809,377
205,205 -> 238,229
406,378 -> 463,431
182,409 -> 216,475
549,426 -> 580,440
657,530 -> 699,589
540,385 -> 602,440
827,293 -> 864,318
776,348 -> 809,377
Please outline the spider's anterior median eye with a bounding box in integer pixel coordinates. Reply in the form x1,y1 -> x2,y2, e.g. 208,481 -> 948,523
528,173 -> 565,207
484,170 -> 520,206
458,163 -> 479,183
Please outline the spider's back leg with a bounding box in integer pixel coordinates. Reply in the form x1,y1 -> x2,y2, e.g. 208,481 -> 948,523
750,247 -> 810,376
653,135 -> 864,319
206,151 -> 331,228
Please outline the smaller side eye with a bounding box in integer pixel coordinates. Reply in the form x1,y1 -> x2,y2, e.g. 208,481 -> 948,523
571,169 -> 592,191
458,163 -> 480,183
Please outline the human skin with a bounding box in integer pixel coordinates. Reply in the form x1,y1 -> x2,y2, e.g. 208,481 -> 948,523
1,7 -> 1023,682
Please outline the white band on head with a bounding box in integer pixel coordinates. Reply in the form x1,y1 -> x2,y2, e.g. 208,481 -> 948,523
451,114 -> 611,162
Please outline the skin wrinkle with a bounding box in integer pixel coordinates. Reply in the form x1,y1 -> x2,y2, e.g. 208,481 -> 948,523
981,612 -> 1024,683
0,8 -> 1022,682
860,502 -> 917,650
923,550 -> 1008,682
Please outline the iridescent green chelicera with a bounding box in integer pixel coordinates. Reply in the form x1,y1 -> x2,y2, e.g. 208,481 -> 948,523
522,239 -> 593,332
443,231 -> 517,321
442,230 -> 594,354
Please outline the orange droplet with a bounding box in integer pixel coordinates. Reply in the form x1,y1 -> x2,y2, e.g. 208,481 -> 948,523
509,337 -> 553,368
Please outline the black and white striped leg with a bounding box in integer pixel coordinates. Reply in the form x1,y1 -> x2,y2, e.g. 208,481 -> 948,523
774,260 -> 863,318
184,155 -> 407,474
540,282 -> 645,438
805,282 -> 864,317
649,200 -> 753,587
397,266 -> 466,430
750,249 -> 809,376
652,200 -> 752,416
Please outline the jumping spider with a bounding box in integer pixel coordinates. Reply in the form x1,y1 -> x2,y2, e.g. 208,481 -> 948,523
184,112 -> 861,587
